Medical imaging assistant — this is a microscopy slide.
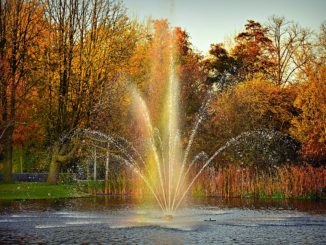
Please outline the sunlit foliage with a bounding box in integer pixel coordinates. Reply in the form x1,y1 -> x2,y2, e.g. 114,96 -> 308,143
210,77 -> 299,167
0,0 -> 323,199
290,66 -> 326,164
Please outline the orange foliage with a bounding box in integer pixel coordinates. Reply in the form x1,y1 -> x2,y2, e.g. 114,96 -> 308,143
211,78 -> 297,139
232,20 -> 275,78
145,19 -> 172,125
193,164 -> 326,198
290,66 -> 326,162
86,163 -> 325,199
174,27 -> 202,93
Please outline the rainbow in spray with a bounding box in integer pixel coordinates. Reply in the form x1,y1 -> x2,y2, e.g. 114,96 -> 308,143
128,34 -> 208,217
75,27 -> 268,218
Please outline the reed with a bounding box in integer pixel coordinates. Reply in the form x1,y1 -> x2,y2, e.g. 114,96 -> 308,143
81,163 -> 325,200
192,164 -> 326,199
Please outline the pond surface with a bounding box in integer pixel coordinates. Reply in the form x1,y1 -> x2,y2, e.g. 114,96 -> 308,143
0,197 -> 325,244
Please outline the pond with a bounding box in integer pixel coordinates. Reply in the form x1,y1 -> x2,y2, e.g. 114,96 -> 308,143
0,197 -> 325,244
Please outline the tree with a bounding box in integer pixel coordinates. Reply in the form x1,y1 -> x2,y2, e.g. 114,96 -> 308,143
127,19 -> 152,91
232,20 -> 275,80
0,0 -> 44,182
314,21 -> 326,68
210,77 -> 299,167
173,26 -> 207,153
290,66 -> 326,164
41,0 -> 137,183
144,19 -> 172,126
267,16 -> 313,85
201,43 -> 239,91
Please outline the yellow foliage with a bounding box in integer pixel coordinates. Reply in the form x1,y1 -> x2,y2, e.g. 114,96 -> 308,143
212,77 -> 297,137
290,66 -> 326,161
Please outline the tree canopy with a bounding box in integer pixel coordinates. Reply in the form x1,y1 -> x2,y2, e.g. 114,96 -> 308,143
0,1 -> 324,185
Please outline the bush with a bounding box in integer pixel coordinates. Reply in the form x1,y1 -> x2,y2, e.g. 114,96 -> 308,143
58,173 -> 77,185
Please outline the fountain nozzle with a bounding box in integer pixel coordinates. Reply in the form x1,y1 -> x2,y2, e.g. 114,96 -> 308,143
164,214 -> 173,221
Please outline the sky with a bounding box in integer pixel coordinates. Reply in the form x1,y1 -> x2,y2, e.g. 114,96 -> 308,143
123,0 -> 326,54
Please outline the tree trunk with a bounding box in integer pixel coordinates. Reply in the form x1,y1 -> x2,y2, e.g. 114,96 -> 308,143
2,124 -> 14,183
19,146 -> 23,173
105,144 -> 109,194
47,143 -> 61,184
93,147 -> 97,181
47,142 -> 78,184
0,58 -> 12,183
47,151 -> 60,184
86,157 -> 90,180
2,126 -> 13,183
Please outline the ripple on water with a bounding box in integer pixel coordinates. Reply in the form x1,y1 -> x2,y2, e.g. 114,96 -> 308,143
0,198 -> 325,244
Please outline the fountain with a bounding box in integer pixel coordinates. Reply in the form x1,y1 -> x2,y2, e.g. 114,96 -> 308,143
73,29 -> 295,219
74,34 -> 212,218
0,21 -> 324,245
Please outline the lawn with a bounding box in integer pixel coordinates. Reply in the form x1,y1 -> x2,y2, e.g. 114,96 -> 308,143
0,182 -> 89,200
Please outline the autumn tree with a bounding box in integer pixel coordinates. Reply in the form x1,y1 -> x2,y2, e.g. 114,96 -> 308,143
201,43 -> 239,91
126,19 -> 152,91
290,66 -> 326,164
174,27 -> 204,114
319,22 -> 326,57
313,21 -> 326,68
232,20 -> 275,80
41,0 -> 137,183
202,20 -> 274,91
0,0 -> 44,182
141,19 -> 172,127
172,27 -> 209,154
267,16 -> 313,85
137,21 -> 206,151
210,78 -> 299,167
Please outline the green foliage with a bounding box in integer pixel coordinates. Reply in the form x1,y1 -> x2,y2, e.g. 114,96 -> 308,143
0,182 -> 88,200
76,180 -> 103,196
243,191 -> 289,200
58,173 -> 77,185
297,192 -> 319,200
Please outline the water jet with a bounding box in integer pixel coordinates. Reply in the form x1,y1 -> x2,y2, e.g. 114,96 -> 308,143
72,29 -> 291,217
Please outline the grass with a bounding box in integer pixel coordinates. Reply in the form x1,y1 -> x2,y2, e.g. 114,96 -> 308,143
0,182 -> 89,200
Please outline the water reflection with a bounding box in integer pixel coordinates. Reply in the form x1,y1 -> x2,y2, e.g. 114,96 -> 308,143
0,197 -> 325,244
192,197 -> 326,214
1,196 -> 324,214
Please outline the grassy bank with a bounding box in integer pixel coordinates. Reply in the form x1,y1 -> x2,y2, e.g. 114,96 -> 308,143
0,182 -> 89,200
